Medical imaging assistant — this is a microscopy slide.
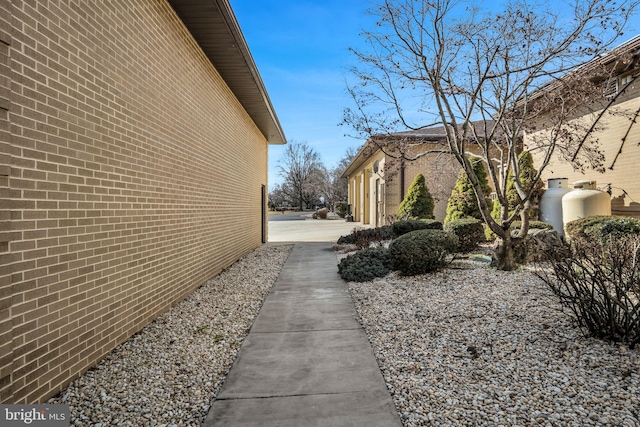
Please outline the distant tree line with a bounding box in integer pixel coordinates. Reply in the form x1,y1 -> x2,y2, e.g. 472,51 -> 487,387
269,141 -> 357,211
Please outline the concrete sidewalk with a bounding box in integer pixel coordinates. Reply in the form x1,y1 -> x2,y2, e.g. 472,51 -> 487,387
203,242 -> 402,426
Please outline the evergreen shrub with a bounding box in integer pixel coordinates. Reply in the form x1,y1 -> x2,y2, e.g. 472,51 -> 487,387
388,229 -> 458,276
397,174 -> 435,219
565,215 -> 640,242
392,219 -> 442,237
338,248 -> 392,282
443,218 -> 485,252
445,158 -> 493,223
335,201 -> 347,218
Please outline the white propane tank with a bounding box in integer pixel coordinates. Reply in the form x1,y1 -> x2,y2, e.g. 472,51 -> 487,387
561,180 -> 611,231
540,178 -> 571,236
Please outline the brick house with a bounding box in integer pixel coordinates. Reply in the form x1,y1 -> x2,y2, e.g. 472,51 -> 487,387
0,0 -> 285,403
525,35 -> 640,218
342,122 -> 499,225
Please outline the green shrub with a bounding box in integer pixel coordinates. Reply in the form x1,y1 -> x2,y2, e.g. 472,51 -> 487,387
445,158 -> 493,223
505,151 -> 545,219
335,201 -> 347,218
336,233 -> 356,245
565,215 -> 640,242
388,229 -> 458,276
338,248 -> 392,282
337,226 -> 394,248
444,218 -> 485,252
392,219 -> 442,237
397,174 -> 435,219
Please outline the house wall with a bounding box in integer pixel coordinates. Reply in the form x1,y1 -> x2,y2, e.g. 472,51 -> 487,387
526,80 -> 640,218
347,142 -> 501,225
346,151 -> 384,225
1,0 -> 269,403
384,149 -> 460,222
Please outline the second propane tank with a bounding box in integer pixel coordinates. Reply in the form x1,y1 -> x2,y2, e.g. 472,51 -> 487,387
561,180 -> 611,229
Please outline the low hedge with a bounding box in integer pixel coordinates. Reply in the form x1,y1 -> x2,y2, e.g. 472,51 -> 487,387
443,218 -> 484,253
392,219 -> 442,238
388,229 -> 458,276
565,215 -> 640,242
338,248 -> 392,282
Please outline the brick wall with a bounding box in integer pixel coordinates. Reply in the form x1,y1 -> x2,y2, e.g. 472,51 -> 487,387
2,0 -> 270,403
383,149 -> 460,222
383,144 -> 494,223
0,0 -> 12,404
527,84 -> 640,218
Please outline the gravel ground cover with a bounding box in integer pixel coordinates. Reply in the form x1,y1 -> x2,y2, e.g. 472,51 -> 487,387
49,244 -> 292,427
348,260 -> 640,427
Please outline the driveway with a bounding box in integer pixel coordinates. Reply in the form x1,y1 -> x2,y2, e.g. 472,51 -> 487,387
268,214 -> 367,242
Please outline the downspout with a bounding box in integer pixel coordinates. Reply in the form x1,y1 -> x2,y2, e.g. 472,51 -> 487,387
400,157 -> 405,202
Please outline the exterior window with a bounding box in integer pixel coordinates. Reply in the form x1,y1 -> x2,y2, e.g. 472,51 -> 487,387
620,74 -> 634,87
603,75 -> 619,99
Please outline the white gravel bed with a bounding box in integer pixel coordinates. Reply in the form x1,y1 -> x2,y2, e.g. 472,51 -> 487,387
348,261 -> 640,427
49,244 -> 292,427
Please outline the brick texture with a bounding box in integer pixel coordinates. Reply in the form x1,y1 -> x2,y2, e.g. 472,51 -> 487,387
349,144 -> 496,225
527,83 -> 640,218
2,0 -> 270,403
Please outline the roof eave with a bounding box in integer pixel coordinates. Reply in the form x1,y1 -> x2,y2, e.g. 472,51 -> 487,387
168,0 -> 286,145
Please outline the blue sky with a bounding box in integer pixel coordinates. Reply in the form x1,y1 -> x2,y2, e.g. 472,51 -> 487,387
229,0 -> 638,191
229,0 -> 374,189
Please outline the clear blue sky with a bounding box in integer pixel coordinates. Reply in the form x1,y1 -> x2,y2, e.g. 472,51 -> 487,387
229,0 -> 374,189
229,0 -> 638,191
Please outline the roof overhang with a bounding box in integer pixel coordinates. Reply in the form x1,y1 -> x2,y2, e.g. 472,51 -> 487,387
168,0 -> 286,145
524,34 -> 640,105
341,142 -> 380,179
341,120 -> 499,178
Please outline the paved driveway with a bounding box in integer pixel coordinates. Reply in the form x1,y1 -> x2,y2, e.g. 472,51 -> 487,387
268,215 -> 368,242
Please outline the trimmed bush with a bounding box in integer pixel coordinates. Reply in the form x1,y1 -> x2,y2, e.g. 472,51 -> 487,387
335,201 -> 347,218
397,173 -> 435,219
565,215 -> 640,242
338,248 -> 392,282
392,219 -> 442,238
336,233 -> 356,245
444,218 -> 485,252
388,229 -> 458,276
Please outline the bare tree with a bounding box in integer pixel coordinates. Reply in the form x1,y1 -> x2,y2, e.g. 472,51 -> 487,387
277,141 -> 325,210
344,0 -> 638,270
321,146 -> 359,209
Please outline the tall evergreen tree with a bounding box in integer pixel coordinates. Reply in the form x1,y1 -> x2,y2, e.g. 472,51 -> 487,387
445,158 -> 493,223
397,173 -> 435,219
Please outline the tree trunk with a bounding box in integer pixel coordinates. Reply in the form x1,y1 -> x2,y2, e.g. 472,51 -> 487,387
493,236 -> 517,271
